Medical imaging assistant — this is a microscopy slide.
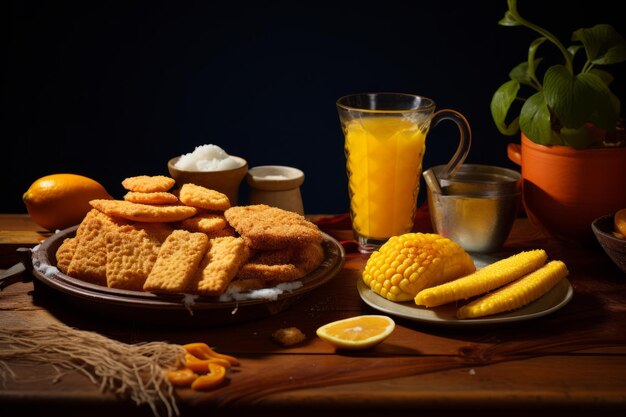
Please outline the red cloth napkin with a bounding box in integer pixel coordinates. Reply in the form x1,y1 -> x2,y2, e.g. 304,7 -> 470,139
313,203 -> 433,253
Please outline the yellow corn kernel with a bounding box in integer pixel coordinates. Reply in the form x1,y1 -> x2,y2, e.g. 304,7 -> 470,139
457,260 -> 568,319
414,249 -> 547,307
362,233 -> 475,302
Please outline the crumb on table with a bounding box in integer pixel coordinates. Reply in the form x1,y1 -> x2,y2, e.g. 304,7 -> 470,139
272,327 -> 306,346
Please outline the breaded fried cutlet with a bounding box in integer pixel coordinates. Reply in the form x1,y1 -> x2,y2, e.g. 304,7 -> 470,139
237,241 -> 325,283
224,204 -> 322,250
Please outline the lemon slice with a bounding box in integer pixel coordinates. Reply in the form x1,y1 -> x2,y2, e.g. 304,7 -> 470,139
316,315 -> 395,350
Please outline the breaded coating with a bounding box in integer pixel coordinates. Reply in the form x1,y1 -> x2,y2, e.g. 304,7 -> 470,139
179,213 -> 228,234
123,191 -> 179,205
179,183 -> 230,211
189,236 -> 250,296
204,226 -> 236,239
224,204 -> 322,250
105,223 -> 173,291
121,175 -> 175,192
90,199 -> 197,223
143,230 -> 209,293
56,237 -> 77,274
67,209 -> 129,285
237,241 -> 325,282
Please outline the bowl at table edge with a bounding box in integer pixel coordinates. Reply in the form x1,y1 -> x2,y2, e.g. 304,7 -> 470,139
591,214 -> 626,274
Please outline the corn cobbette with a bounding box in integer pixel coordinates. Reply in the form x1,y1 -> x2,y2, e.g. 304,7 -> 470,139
362,233 -> 476,302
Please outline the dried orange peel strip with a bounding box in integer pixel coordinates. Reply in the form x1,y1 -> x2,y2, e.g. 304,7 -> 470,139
165,342 -> 239,390
166,368 -> 199,387
191,362 -> 228,390
183,342 -> 240,366
185,353 -> 232,372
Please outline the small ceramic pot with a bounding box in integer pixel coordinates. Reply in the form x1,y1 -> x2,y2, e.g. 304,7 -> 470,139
246,166 -> 305,214
508,134 -> 626,244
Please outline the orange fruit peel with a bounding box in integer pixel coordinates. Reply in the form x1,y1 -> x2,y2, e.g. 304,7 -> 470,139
615,208 -> 626,237
23,173 -> 112,231
316,315 -> 395,350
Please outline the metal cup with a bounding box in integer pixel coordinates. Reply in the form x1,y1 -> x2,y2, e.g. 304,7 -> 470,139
424,165 -> 521,253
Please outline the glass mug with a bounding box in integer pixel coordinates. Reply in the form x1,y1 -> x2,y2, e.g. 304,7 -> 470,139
336,92 -> 471,253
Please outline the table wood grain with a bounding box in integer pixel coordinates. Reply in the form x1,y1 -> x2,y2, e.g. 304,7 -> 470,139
1,213 -> 625,417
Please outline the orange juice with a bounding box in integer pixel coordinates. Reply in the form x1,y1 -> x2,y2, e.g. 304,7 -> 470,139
344,116 -> 426,239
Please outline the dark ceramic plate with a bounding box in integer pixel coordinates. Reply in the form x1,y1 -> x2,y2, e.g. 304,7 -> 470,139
30,226 -> 345,326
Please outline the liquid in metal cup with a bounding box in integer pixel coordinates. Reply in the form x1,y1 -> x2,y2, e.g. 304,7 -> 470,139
432,164 -> 521,196
424,165 -> 521,253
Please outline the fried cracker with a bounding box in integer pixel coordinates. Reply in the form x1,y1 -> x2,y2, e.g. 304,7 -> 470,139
224,204 -> 322,250
205,226 -> 236,238
56,237 -> 77,274
179,183 -> 230,211
190,236 -> 249,296
67,209 -> 129,285
237,241 -> 325,282
90,199 -> 197,223
143,230 -> 209,293
179,213 -> 228,234
122,175 -> 175,192
105,223 -> 173,291
123,191 -> 179,205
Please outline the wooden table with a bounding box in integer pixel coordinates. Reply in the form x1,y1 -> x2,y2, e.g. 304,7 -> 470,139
1,213 -> 626,417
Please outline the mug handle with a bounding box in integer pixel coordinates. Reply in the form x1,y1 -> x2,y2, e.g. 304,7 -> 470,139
431,109 -> 472,179
507,143 -> 522,166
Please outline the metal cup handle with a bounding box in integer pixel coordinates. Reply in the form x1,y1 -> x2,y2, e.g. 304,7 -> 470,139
431,109 -> 472,179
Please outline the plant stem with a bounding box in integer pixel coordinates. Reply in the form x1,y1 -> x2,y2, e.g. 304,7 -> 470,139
507,0 -> 574,74
582,60 -> 594,73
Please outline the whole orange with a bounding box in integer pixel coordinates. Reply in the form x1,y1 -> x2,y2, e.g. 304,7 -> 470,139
615,208 -> 626,236
23,173 -> 112,231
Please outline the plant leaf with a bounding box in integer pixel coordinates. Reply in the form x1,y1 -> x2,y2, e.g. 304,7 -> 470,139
572,24 -> 626,65
519,91 -> 552,144
527,37 -> 546,82
509,59 -> 543,87
544,66 -> 618,130
491,79 -> 520,135
567,44 -> 583,59
499,11 -> 519,26
559,126 -> 595,149
590,68 -> 614,85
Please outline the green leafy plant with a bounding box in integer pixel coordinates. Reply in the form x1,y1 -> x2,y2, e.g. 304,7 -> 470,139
491,0 -> 626,149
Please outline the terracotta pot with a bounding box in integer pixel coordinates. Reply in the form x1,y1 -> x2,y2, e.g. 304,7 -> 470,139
508,134 -> 626,244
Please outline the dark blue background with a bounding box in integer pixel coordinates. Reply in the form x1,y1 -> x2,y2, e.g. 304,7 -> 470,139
3,1 -> 624,214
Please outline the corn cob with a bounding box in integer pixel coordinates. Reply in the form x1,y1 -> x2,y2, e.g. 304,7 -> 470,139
414,249 -> 547,307
362,233 -> 475,302
457,260 -> 568,319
